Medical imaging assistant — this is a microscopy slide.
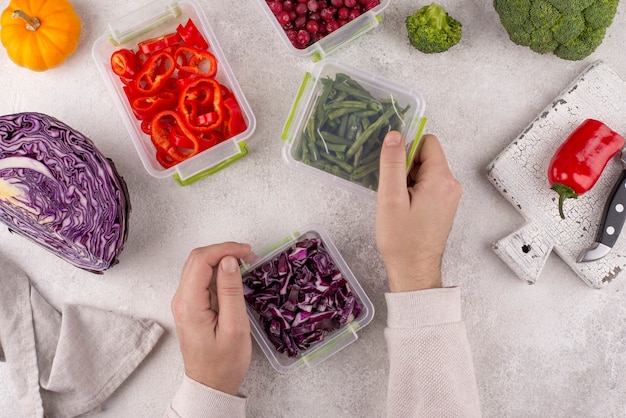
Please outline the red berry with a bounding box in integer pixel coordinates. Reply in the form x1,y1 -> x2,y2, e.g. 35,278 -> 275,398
326,20 -> 340,32
277,10 -> 291,24
269,1 -> 283,14
295,2 -> 308,14
320,7 -> 337,21
344,0 -> 357,7
348,9 -> 360,20
364,0 -> 379,10
330,0 -> 344,7
296,29 -> 311,45
283,0 -> 294,11
306,20 -> 320,33
338,7 -> 349,19
295,15 -> 307,28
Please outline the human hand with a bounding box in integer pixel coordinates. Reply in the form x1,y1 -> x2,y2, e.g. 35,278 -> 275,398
376,132 -> 462,292
171,242 -> 252,396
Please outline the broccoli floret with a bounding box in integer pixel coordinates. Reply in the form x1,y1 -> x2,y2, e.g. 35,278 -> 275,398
405,3 -> 462,53
493,0 -> 619,60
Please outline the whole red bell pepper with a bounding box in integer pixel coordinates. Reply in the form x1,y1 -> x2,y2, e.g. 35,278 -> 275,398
548,119 -> 625,219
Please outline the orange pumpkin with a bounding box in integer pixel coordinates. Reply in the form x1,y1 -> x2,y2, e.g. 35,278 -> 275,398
1,0 -> 81,71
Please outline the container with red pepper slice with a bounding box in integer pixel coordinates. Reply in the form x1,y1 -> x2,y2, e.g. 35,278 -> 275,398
94,3 -> 255,183
548,119 -> 625,219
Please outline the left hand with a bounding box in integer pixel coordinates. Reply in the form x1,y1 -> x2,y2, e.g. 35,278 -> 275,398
171,242 -> 252,396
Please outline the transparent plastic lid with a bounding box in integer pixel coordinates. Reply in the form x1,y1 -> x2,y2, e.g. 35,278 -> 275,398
240,226 -> 375,374
257,0 -> 391,61
282,59 -> 426,198
92,0 -> 256,185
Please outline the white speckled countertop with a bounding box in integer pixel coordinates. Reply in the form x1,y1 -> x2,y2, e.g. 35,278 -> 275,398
1,1 -> 625,416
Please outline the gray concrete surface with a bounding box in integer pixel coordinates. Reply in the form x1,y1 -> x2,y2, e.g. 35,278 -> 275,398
1,0 -> 625,416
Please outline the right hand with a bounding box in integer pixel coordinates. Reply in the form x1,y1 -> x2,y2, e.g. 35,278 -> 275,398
375,132 -> 462,292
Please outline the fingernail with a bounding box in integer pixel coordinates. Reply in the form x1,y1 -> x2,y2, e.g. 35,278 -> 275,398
385,131 -> 402,146
221,256 -> 238,273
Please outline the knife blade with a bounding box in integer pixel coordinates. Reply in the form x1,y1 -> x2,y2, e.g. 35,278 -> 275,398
578,147 -> 626,262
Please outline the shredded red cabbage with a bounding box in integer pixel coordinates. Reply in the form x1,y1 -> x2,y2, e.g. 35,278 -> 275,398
0,112 -> 130,273
243,235 -> 362,357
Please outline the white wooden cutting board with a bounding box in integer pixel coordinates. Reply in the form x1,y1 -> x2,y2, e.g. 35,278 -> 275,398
487,60 -> 626,289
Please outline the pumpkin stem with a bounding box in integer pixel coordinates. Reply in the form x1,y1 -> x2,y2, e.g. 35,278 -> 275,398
11,10 -> 41,31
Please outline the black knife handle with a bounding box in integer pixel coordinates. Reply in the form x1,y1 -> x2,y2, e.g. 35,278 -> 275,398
597,170 -> 626,248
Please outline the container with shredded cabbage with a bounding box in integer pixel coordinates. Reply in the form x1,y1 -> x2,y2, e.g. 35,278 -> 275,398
241,228 -> 374,373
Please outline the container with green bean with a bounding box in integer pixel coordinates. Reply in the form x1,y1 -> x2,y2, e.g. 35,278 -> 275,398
282,60 -> 426,197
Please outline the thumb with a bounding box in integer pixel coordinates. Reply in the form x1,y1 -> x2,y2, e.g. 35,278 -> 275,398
377,131 -> 408,204
215,256 -> 249,333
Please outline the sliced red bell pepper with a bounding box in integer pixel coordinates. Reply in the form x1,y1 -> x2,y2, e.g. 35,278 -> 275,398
151,110 -> 199,162
178,77 -> 224,132
222,96 -> 247,138
174,46 -> 217,78
111,49 -> 138,79
131,92 -> 177,121
138,32 -> 182,55
177,19 -> 209,50
141,120 -> 152,135
134,51 -> 176,95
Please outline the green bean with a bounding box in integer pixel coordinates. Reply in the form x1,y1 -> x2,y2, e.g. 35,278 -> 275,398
327,106 -> 365,120
346,105 -> 397,158
306,113 -> 317,144
307,142 -> 319,161
320,152 -> 353,173
338,114 -> 349,138
319,131 -> 352,145
346,114 -> 359,141
321,143 -> 347,153
350,160 -> 379,180
332,83 -> 372,101
359,148 -> 381,166
362,126 -> 382,155
355,109 -> 380,119
325,100 -> 369,110
353,145 -> 363,168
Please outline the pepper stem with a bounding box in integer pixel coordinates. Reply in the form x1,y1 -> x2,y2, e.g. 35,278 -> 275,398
551,183 -> 578,220
12,10 -> 41,31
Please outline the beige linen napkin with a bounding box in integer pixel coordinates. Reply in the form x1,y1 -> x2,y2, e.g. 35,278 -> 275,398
0,255 -> 165,417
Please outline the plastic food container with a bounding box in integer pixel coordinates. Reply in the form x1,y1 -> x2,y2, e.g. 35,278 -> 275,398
240,227 -> 374,374
257,0 -> 391,61
281,59 -> 426,197
93,0 -> 256,185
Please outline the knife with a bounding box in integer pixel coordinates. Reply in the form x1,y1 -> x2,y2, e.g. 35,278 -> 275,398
578,146 -> 626,262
